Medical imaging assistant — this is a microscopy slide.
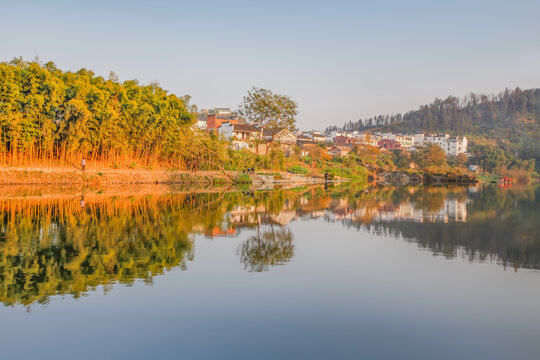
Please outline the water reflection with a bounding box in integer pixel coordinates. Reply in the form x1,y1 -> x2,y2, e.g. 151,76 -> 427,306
0,183 -> 538,306
239,227 -> 294,272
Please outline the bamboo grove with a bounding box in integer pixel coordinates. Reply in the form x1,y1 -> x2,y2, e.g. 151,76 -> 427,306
0,58 -> 230,168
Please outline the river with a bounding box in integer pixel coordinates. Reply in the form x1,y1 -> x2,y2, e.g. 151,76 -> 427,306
0,183 -> 538,359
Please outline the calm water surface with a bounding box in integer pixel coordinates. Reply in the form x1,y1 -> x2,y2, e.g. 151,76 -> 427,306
0,184 -> 539,359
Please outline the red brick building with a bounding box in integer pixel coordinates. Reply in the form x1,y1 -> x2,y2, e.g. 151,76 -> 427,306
207,113 -> 239,129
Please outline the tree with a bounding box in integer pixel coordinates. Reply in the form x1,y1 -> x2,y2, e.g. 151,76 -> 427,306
480,145 -> 509,173
456,153 -> 468,168
239,87 -> 298,154
393,150 -> 411,169
413,144 -> 447,170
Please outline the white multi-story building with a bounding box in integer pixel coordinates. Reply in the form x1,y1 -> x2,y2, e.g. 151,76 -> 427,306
413,134 -> 425,146
424,134 -> 449,148
424,134 -> 467,156
445,136 -> 468,156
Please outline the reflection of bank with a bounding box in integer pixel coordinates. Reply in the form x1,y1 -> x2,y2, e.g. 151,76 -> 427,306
204,227 -> 237,238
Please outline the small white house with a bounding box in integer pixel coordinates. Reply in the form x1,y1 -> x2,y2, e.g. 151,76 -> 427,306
218,122 -> 260,150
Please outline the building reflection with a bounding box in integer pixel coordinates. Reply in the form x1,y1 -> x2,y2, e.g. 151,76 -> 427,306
221,186 -> 470,232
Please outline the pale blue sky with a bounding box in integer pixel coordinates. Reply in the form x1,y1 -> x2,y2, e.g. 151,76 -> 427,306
1,0 -> 539,129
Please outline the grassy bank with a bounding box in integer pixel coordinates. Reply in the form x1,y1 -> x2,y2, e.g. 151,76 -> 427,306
0,165 -> 354,186
0,166 -> 236,186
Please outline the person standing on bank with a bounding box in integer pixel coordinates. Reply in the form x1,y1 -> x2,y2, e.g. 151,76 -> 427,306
81,157 -> 86,172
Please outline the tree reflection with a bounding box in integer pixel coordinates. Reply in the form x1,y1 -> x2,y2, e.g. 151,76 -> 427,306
0,192 -> 229,306
239,226 -> 294,272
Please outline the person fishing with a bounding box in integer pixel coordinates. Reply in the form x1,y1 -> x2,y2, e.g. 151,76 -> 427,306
81,157 -> 87,172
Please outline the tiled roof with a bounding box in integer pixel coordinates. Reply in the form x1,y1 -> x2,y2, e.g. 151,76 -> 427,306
233,123 -> 260,132
262,128 -> 295,137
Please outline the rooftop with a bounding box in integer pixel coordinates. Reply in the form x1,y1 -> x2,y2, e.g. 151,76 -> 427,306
233,123 -> 260,132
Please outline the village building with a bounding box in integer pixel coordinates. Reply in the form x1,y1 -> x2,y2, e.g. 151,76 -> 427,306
261,128 -> 298,156
333,136 -> 356,146
445,136 -> 468,156
395,135 -> 414,148
311,131 -> 327,143
378,139 -> 401,150
218,122 -> 260,150
324,129 -> 467,156
413,133 -> 425,146
194,119 -> 207,130
420,134 -> 468,156
326,146 -> 352,158
327,130 -> 351,142
297,135 -> 318,157
424,134 -> 449,148
204,108 -> 239,129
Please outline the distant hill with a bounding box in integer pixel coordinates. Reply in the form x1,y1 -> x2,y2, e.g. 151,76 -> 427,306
329,87 -> 540,170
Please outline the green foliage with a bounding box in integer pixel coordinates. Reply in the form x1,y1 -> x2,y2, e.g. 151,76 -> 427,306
324,163 -> 367,180
392,150 -> 412,169
239,87 -> 298,132
213,177 -> 228,186
269,148 -> 285,170
412,144 -> 447,170
287,165 -> 310,175
235,173 -> 252,184
477,145 -> 509,173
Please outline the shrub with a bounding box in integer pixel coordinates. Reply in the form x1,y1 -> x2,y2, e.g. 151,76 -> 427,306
269,149 -> 285,170
235,173 -> 252,184
287,165 -> 310,175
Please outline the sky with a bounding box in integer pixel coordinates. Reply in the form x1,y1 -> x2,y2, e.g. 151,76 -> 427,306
1,0 -> 540,130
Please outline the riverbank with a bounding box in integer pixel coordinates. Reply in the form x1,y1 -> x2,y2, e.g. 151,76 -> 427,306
0,166 -> 346,186
376,170 -> 478,186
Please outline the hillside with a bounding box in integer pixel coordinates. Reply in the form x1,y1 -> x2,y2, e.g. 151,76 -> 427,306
330,88 -> 540,171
